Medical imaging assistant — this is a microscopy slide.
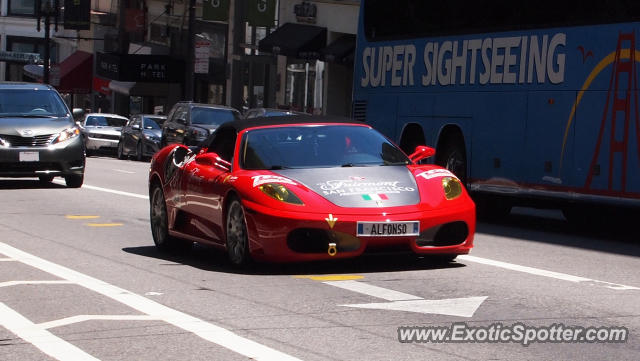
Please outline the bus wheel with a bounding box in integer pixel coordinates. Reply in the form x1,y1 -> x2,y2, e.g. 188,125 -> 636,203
437,136 -> 467,185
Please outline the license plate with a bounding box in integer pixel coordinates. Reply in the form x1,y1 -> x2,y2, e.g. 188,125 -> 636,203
357,221 -> 420,237
19,152 -> 39,162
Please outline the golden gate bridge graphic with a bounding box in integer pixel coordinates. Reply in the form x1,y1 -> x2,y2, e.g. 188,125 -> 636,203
585,31 -> 640,193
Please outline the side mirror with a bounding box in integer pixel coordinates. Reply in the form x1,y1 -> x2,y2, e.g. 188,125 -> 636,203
195,152 -> 231,172
409,145 -> 435,163
132,124 -> 141,130
72,108 -> 85,121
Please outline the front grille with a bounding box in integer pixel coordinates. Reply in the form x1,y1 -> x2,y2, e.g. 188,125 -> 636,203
89,133 -> 119,140
416,221 -> 468,247
287,228 -> 361,253
0,134 -> 55,147
0,162 -> 62,173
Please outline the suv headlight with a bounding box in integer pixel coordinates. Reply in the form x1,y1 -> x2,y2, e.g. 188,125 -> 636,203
191,128 -> 208,139
52,127 -> 80,144
0,136 -> 7,148
143,133 -> 160,141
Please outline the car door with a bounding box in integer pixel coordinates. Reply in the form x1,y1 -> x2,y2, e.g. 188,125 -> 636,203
182,128 -> 237,244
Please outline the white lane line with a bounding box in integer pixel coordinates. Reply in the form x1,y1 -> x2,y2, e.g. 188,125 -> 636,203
0,243 -> 300,361
53,180 -> 148,200
112,169 -> 135,174
0,280 -> 73,288
459,255 -> 640,291
39,315 -> 159,330
0,302 -> 100,361
324,280 -> 422,301
0,258 -> 15,261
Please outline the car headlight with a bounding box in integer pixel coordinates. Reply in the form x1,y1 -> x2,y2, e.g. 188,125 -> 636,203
0,136 -> 7,147
259,183 -> 303,205
442,176 -> 462,200
143,133 -> 159,141
52,127 -> 80,144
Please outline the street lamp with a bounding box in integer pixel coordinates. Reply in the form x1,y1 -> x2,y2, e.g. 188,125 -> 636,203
36,0 -> 60,84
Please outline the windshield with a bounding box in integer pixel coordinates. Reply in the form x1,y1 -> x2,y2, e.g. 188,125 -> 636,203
0,89 -> 69,117
143,117 -> 163,129
85,116 -> 127,127
192,107 -> 239,126
241,125 -> 410,169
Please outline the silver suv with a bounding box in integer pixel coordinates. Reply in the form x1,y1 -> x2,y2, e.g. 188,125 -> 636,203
0,82 -> 85,187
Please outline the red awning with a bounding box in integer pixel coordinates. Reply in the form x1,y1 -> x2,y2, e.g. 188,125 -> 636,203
52,51 -> 93,94
92,77 -> 111,95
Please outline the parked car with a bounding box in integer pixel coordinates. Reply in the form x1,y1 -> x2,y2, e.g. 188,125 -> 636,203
161,102 -> 241,147
149,116 -> 475,265
118,114 -> 166,161
80,113 -> 128,156
0,82 -> 85,187
243,108 -> 309,119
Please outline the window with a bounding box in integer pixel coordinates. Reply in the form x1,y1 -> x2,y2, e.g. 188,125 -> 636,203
364,0 -> 640,41
8,0 -> 36,16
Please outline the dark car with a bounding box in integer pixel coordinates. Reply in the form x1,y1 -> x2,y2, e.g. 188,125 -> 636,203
0,82 -> 85,187
161,102 -> 241,146
243,108 -> 309,119
118,114 -> 166,161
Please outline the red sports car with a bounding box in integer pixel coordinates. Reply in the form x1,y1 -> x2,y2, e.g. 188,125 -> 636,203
148,116 -> 475,265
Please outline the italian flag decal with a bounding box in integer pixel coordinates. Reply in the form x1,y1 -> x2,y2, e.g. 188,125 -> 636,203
362,193 -> 388,201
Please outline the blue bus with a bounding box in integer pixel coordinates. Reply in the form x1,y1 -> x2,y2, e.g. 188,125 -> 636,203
352,0 -> 640,218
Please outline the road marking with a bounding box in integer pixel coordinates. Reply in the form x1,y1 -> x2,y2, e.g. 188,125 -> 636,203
66,215 -> 100,219
295,275 -> 364,281
113,169 -> 135,174
325,280 -> 422,301
314,279 -> 486,317
0,280 -> 73,288
341,297 -> 488,317
0,302 -> 100,361
39,315 -> 158,330
86,223 -> 124,227
145,291 -> 163,296
459,255 -> 640,291
0,243 -> 300,361
53,180 -> 149,200
0,258 -> 14,261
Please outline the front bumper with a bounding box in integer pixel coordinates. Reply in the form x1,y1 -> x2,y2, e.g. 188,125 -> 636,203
86,136 -> 119,150
0,136 -> 85,178
243,202 -> 475,262
142,139 -> 161,157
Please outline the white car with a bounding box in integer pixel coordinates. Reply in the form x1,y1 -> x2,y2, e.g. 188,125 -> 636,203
80,113 -> 128,156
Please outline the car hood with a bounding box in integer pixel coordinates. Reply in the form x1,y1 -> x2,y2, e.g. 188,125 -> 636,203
275,166 -> 420,207
0,116 -> 74,136
85,126 -> 122,135
144,129 -> 161,138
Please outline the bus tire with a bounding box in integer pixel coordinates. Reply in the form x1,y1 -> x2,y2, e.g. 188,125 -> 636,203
436,135 -> 467,185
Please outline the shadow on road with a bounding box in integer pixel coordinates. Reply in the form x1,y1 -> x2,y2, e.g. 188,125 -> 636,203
123,244 -> 465,275
0,179 -> 66,190
477,207 -> 640,257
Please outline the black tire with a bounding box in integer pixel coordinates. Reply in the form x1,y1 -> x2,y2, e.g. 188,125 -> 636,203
117,141 -> 126,160
38,175 -> 54,182
225,198 -> 251,266
64,174 -> 84,188
150,185 -> 186,251
136,142 -> 143,161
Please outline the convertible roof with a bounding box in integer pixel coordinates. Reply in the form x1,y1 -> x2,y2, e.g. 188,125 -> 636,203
218,115 -> 365,133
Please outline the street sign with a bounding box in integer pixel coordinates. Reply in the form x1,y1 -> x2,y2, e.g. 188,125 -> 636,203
0,51 -> 41,64
194,39 -> 211,74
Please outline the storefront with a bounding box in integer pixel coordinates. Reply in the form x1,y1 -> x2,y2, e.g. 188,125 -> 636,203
96,52 -> 184,116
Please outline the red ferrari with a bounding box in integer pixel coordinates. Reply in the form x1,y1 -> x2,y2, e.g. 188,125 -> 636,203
148,116 -> 475,265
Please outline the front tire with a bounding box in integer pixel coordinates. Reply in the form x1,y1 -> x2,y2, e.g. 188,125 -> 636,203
225,198 -> 251,266
136,141 -> 143,161
150,185 -> 185,251
117,141 -> 126,160
65,174 -> 84,188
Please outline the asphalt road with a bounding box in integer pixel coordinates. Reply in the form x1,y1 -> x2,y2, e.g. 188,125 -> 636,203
1,156 -> 639,361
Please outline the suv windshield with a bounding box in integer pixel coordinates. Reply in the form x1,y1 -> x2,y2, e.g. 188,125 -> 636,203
241,125 -> 410,169
85,116 -> 127,127
192,107 -> 239,126
0,89 -> 68,117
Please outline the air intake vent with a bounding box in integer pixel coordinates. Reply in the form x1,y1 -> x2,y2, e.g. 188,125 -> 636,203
352,100 -> 367,122
0,134 -> 55,147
